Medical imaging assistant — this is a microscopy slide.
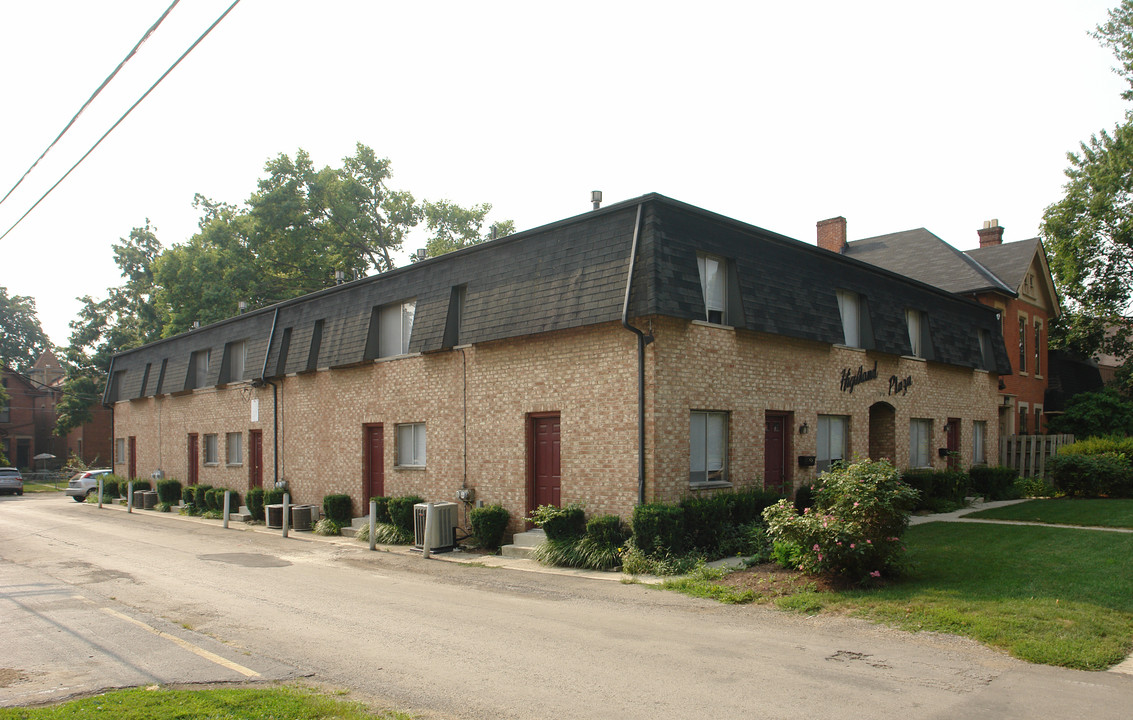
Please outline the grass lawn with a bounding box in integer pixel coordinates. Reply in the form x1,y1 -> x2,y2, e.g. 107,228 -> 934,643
675,522 -> 1133,670
962,498 -> 1133,529
0,685 -> 410,719
20,483 -> 64,493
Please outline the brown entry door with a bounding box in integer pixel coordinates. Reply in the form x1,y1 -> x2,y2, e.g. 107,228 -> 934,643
248,429 -> 263,489
764,413 -> 788,493
128,436 -> 137,480
187,433 -> 199,485
530,414 -> 561,511
946,418 -> 961,469
364,425 -> 384,500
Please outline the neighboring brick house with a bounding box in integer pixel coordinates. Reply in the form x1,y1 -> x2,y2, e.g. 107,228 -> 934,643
820,218 -> 1060,437
104,195 -> 1010,529
0,366 -> 61,469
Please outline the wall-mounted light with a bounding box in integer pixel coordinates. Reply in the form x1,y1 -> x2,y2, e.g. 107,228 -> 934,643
799,421 -> 809,435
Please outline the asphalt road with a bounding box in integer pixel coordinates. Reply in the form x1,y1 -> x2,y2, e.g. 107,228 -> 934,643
2,492 -> 1131,719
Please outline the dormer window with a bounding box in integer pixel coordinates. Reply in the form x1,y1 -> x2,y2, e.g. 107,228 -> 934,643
697,253 -> 728,325
905,309 -> 930,358
978,328 -> 992,370
835,289 -> 872,348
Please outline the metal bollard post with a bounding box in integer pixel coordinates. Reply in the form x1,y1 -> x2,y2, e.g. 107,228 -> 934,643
422,502 -> 435,559
369,500 -> 377,551
282,493 -> 290,538
98,477 -> 103,508
127,482 -> 134,514
223,491 -> 231,529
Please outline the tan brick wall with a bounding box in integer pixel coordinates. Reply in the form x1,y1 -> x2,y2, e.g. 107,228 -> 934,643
114,316 -> 1002,536
646,316 -> 1002,502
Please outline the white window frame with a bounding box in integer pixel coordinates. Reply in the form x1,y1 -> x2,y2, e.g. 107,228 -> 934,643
194,349 -> 211,388
379,299 -> 417,357
973,420 -> 987,465
835,290 -> 860,347
226,432 -> 242,466
696,253 -> 727,325
906,309 -> 926,357
115,437 -> 126,465
816,415 -> 849,473
690,411 -> 728,484
909,418 -> 933,468
397,422 -> 426,467
203,433 -> 219,465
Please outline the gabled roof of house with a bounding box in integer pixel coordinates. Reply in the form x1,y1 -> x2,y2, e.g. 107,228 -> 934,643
104,194 -> 1013,403
844,229 -> 1015,295
963,237 -> 1042,291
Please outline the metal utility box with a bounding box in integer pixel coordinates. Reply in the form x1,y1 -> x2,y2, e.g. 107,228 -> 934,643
413,502 -> 458,553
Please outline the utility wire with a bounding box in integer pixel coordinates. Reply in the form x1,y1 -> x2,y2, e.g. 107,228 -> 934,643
0,0 -> 243,244
0,0 -> 181,209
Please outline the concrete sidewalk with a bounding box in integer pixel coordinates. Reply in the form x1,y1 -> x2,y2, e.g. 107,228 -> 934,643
910,497 -> 1133,534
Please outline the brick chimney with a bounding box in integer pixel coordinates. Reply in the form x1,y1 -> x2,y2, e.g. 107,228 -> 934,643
978,219 -> 1004,247
817,216 -> 847,253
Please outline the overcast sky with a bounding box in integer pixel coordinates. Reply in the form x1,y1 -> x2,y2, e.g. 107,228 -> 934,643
0,1 -> 1128,347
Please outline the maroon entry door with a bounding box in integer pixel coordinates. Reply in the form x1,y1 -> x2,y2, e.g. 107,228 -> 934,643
946,418 -> 961,469
529,414 -> 561,512
128,436 -> 137,480
187,433 -> 199,485
364,425 -> 384,501
248,429 -> 263,490
764,413 -> 788,493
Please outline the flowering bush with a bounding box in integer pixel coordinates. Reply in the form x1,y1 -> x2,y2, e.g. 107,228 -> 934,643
762,459 -> 919,583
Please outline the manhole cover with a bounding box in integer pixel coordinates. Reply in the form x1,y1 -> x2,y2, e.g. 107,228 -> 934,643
199,553 -> 291,568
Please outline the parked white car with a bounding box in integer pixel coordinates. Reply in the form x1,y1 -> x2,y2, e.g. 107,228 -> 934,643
65,469 -> 113,502
0,467 -> 23,496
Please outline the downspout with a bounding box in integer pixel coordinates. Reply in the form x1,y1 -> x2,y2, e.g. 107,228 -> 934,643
258,309 -> 281,487
621,203 -> 653,505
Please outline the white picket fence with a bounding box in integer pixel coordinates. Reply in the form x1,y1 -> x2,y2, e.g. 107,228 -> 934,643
999,434 -> 1075,479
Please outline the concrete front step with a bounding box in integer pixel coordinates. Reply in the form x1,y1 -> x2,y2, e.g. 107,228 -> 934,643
500,528 -> 545,558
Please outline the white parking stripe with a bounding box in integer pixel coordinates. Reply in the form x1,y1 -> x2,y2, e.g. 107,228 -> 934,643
99,607 -> 260,678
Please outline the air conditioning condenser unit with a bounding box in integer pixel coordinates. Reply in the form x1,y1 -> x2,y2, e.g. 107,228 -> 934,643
413,501 -> 458,553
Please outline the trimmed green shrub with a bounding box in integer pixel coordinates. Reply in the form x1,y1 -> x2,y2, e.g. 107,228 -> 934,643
529,504 -> 586,541
388,495 -> 424,535
102,478 -> 120,499
129,479 -> 152,492
1048,453 -> 1133,497
220,489 -> 241,511
247,487 -> 266,520
1059,436 -> 1133,456
1015,476 -> 1056,498
793,484 -> 814,513
156,479 -> 182,505
968,465 -> 1019,501
323,494 -> 353,524
631,502 -> 685,557
204,488 -> 220,511
764,459 -> 919,583
193,485 -> 213,508
726,488 -> 784,525
470,504 -> 510,550
585,514 -> 629,548
182,485 -> 197,506
900,469 -> 969,510
679,494 -> 730,553
369,496 -> 392,523
718,521 -> 771,560
264,488 -> 285,506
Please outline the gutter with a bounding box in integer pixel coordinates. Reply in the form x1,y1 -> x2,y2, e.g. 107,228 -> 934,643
620,203 -> 653,505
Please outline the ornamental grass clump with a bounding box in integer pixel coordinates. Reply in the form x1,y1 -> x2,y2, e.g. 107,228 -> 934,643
763,458 -> 919,584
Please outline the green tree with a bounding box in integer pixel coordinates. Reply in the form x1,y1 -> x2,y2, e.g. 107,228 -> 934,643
1042,2 -> 1133,364
1045,388 -> 1133,437
0,287 -> 50,372
421,199 -> 515,258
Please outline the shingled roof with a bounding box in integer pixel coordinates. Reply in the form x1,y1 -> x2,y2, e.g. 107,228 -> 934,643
844,229 -> 1014,295
104,194 -> 1012,403
964,237 -> 1044,293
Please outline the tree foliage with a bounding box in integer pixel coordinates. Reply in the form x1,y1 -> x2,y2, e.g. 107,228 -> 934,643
0,287 -> 50,372
1042,3 -> 1133,364
1045,388 -> 1133,437
421,200 -> 514,258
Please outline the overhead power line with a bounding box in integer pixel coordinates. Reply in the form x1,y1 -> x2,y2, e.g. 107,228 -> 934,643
0,0 -> 181,209
0,0 -> 243,244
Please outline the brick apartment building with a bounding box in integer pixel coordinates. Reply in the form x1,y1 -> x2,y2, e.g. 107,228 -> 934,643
104,195 -> 1010,528
819,218 -> 1060,437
